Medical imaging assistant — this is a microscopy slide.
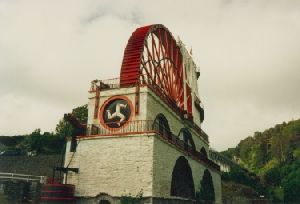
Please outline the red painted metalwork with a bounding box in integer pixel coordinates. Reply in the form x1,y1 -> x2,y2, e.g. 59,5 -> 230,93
80,120 -> 217,170
94,86 -> 100,119
135,84 -> 140,114
41,184 -> 75,203
84,120 -> 208,142
120,24 -> 184,111
186,84 -> 192,115
99,95 -> 134,130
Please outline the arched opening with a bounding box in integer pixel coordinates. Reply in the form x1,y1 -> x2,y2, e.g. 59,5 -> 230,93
196,169 -> 215,204
200,147 -> 208,158
99,200 -> 111,204
178,128 -> 196,151
171,156 -> 195,199
153,113 -> 171,138
96,193 -> 113,204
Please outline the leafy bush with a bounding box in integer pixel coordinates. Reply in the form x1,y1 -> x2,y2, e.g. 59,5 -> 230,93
120,190 -> 143,204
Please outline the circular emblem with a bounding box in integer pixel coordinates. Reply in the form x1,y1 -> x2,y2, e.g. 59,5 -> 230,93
100,97 -> 132,128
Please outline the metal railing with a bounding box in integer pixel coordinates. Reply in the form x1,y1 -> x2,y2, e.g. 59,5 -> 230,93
99,77 -> 121,90
88,120 -> 155,135
159,133 -> 220,170
93,76 -> 184,114
92,77 -> 209,141
85,120 -> 219,171
0,172 -> 47,184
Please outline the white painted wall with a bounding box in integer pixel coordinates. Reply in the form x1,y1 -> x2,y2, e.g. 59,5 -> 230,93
146,89 -> 209,152
64,134 -> 154,197
64,82 -> 221,203
65,134 -> 222,203
152,136 -> 222,203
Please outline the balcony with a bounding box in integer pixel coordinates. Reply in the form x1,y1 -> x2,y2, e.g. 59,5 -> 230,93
90,77 -> 207,141
87,120 -> 155,136
90,77 -> 184,115
82,120 -> 219,171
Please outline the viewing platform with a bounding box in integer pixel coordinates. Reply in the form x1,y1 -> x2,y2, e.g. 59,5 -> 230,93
77,120 -> 218,171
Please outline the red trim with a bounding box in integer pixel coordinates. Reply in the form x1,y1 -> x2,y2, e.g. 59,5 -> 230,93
42,190 -> 74,193
99,95 -> 134,130
94,86 -> 100,119
43,184 -> 74,187
77,131 -> 156,139
186,84 -> 192,115
157,133 -> 220,171
76,130 -> 218,171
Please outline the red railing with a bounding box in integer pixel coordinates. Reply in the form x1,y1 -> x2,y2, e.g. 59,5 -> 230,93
85,120 -> 219,171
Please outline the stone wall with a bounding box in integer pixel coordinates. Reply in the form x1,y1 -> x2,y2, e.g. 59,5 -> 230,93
0,155 -> 63,182
77,80 -> 221,203
76,196 -> 196,204
88,86 -> 208,153
179,40 -> 202,128
146,89 -> 209,153
0,155 -> 62,203
65,133 -> 222,203
65,134 -> 154,198
88,87 -> 148,126
152,136 -> 222,204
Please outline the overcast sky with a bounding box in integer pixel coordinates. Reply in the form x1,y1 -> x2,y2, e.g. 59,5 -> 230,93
0,0 -> 300,151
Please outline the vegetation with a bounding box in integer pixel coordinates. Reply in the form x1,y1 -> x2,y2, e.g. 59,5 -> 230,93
2,104 -> 299,202
0,105 -> 88,155
20,129 -> 63,154
120,190 -> 143,204
55,104 -> 88,137
222,118 -> 300,203
222,166 -> 264,195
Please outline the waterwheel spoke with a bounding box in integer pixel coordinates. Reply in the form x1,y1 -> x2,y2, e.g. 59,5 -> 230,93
120,24 -> 184,112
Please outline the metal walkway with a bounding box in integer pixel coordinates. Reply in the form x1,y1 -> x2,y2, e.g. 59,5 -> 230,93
0,172 -> 47,183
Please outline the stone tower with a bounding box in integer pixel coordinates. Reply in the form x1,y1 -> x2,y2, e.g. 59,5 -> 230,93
64,24 -> 222,204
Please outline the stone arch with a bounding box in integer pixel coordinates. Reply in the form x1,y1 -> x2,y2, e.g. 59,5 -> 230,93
99,200 -> 111,204
178,128 -> 196,151
95,193 -> 114,204
200,147 -> 208,158
153,113 -> 171,138
170,156 -> 195,199
196,169 -> 215,203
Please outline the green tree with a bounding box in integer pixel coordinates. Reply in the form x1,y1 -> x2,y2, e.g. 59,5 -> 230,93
22,129 -> 64,154
23,129 -> 43,153
55,104 -> 88,137
222,119 -> 300,202
72,104 -> 88,123
282,164 -> 300,203
264,167 -> 281,186
252,143 -> 267,169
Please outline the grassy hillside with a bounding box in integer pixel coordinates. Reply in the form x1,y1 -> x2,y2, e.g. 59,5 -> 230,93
222,118 -> 300,202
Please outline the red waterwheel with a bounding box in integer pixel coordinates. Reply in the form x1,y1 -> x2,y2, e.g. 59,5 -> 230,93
120,24 -> 184,111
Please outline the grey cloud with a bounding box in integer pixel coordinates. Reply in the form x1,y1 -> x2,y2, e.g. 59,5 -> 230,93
0,0 -> 299,151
